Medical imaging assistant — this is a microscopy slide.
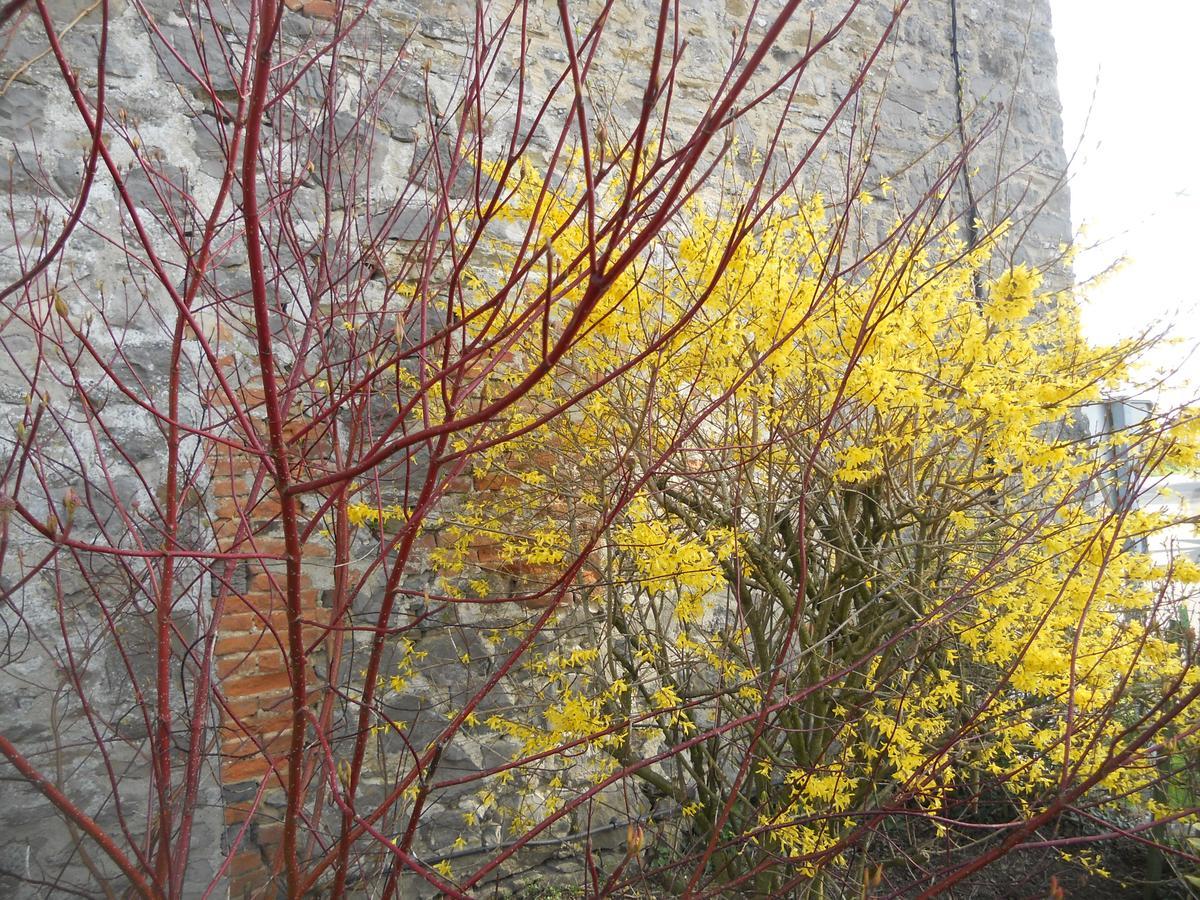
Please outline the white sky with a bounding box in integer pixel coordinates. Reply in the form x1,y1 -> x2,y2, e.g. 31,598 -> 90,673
1050,0 -> 1200,400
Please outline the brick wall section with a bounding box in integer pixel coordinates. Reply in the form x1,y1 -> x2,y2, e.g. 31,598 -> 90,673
203,366 -> 569,895
208,384 -> 331,898
282,0 -> 339,20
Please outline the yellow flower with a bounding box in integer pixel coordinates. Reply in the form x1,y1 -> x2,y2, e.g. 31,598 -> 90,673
987,263 -> 1041,323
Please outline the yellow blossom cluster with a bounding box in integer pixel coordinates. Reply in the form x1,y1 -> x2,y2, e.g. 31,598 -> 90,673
364,149 -> 1200,888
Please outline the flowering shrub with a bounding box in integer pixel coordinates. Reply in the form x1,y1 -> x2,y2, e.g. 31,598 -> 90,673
3,0 -> 1197,896
413,154 -> 1200,894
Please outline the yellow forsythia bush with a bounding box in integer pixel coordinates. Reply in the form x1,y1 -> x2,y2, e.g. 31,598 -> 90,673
379,151 -> 1200,892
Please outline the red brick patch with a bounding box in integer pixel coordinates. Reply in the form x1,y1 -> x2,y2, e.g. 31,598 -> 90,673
301,0 -> 338,20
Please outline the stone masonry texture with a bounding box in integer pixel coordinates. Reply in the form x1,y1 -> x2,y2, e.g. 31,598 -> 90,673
0,0 -> 1070,896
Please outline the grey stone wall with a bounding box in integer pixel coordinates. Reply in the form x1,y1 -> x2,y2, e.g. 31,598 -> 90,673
0,0 -> 1069,895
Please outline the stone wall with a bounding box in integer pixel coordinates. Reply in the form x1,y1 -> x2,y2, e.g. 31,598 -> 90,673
0,0 -> 1070,896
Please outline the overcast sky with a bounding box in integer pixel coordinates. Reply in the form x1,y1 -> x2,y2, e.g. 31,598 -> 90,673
1050,0 -> 1200,399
